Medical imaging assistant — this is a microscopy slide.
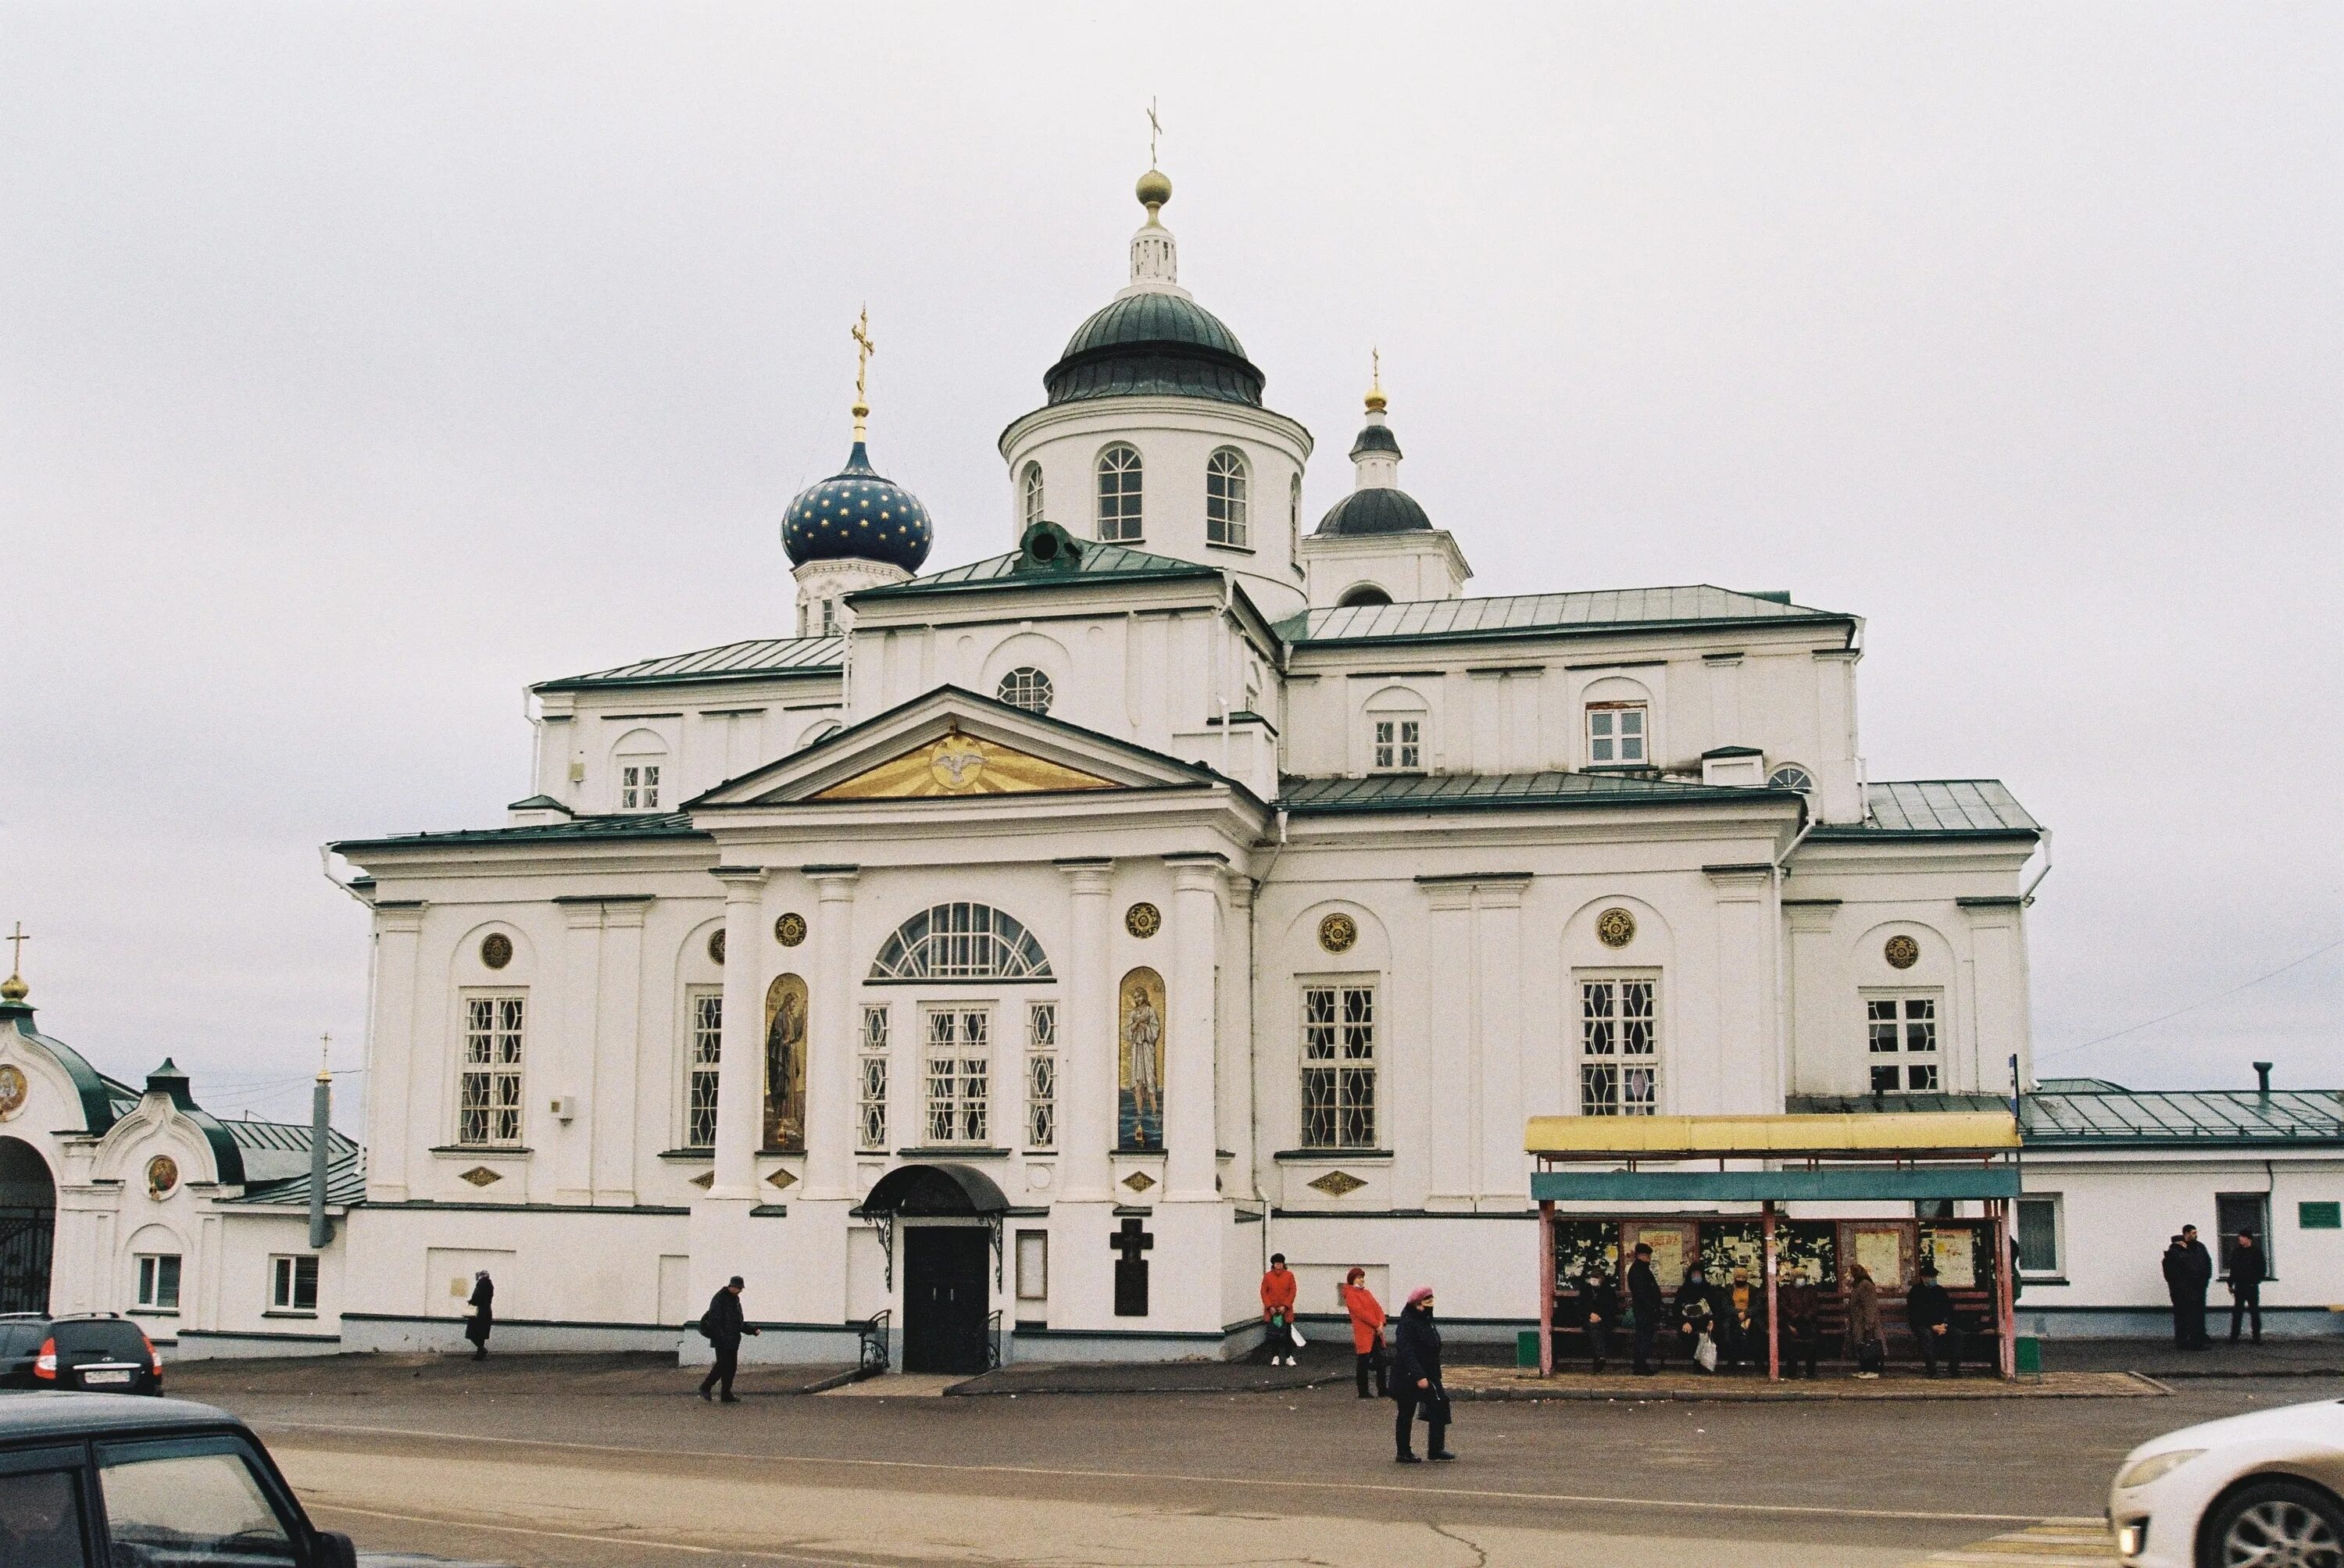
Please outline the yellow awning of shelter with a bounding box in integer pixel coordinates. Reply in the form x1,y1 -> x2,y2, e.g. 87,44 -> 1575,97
1524,1111 -> 2019,1157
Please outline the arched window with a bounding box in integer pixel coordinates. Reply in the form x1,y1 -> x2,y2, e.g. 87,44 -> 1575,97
995,667 -> 1054,714
612,729 -> 668,812
870,903 -> 1055,982
1767,763 -> 1815,795
1206,448 -> 1249,548
1363,685 -> 1429,773
1096,444 -> 1143,542
1338,585 -> 1393,609
1020,462 -> 1045,527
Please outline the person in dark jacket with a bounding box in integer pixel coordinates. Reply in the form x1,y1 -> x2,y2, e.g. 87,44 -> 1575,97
1390,1288 -> 1452,1464
1625,1244 -> 1664,1376
1675,1266 -> 1717,1369
2179,1226 -> 2214,1348
2227,1231 -> 2265,1344
1578,1266 -> 1619,1374
1777,1264 -> 1822,1378
698,1275 -> 759,1402
464,1272 -> 494,1361
1720,1266 -> 1763,1371
1906,1262 -> 1962,1377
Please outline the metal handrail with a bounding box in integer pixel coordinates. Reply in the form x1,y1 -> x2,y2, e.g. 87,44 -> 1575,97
856,1309 -> 891,1374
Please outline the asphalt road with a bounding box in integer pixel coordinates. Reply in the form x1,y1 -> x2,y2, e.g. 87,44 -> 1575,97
165,1363 -> 2344,1568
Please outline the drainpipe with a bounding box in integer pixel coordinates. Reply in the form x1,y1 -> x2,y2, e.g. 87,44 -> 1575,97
308,1052 -> 334,1249
2019,829 -> 2054,906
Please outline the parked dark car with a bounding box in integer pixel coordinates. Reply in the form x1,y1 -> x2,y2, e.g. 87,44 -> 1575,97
0,1390 -> 359,1566
0,1312 -> 164,1395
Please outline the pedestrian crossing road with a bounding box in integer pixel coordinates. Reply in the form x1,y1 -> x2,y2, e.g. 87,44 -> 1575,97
1913,1517 -> 2115,1566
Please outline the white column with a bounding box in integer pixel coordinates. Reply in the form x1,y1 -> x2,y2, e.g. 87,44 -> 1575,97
1423,880 -> 1476,1206
555,902 -> 604,1205
1164,856 -> 1222,1201
366,903 -> 426,1204
1056,859 -> 1115,1203
709,869 -> 768,1202
803,867 -> 861,1201
594,900 -> 647,1205
1220,874 -> 1258,1196
1475,877 -> 1528,1202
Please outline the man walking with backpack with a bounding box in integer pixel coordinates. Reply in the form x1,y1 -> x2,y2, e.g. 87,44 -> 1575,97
698,1276 -> 759,1403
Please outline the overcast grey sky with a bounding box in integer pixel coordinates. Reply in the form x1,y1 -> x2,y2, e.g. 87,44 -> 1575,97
4,2 -> 2336,1129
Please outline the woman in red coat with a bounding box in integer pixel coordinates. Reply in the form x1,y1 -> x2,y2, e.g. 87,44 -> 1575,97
1261,1254 -> 1300,1365
1338,1267 -> 1388,1398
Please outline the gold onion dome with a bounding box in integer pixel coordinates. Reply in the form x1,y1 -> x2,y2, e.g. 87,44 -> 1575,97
1,973 -> 25,1003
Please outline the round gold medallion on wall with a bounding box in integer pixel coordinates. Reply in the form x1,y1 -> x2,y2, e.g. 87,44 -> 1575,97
1596,907 -> 1638,950
774,913 -> 807,948
0,1063 -> 27,1120
708,929 -> 727,965
145,1155 -> 179,1201
1124,902 -> 1161,939
1884,934 -> 1921,970
479,932 -> 513,970
1317,912 -> 1358,955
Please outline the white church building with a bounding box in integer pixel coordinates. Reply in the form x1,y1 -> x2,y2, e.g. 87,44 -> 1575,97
6,165 -> 2334,1366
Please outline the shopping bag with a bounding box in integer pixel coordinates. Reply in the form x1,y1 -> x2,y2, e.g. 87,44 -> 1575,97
1291,1323 -> 1308,1348
1694,1331 -> 1718,1371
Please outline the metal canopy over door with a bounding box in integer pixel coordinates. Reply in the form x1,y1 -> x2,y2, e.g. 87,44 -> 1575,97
902,1227 -> 990,1375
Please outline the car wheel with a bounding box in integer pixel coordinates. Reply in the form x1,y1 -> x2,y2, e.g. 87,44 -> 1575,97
2202,1478 -> 2344,1568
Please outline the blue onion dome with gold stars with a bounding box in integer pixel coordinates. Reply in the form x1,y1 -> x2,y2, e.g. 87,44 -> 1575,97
782,441 -> 933,573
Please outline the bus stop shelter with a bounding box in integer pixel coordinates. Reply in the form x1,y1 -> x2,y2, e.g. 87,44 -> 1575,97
1528,1111 -> 2023,1381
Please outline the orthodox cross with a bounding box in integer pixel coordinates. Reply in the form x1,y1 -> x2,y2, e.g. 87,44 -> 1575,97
318,1031 -> 333,1080
5,922 -> 26,976
1147,98 -> 1161,166
1110,1215 -> 1154,1317
850,307 -> 874,441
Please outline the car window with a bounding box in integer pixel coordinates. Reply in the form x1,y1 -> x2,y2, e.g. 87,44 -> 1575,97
0,1323 -> 45,1357
54,1323 -> 148,1361
0,1466 -> 92,1566
97,1450 -> 297,1566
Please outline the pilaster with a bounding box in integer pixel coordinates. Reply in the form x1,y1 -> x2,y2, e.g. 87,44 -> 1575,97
593,899 -> 648,1204
1473,877 -> 1529,1202
802,866 -> 862,1202
366,903 -> 426,1204
1781,899 -> 1841,1098
1704,863 -> 1781,1115
1420,879 -> 1476,1207
1163,855 -> 1222,1202
1055,859 -> 1116,1204
555,901 -> 605,1205
709,868 -> 769,1202
1220,874 -> 1258,1198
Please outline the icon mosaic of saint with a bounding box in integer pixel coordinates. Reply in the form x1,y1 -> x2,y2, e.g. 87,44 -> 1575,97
1118,966 -> 1164,1151
764,974 -> 809,1150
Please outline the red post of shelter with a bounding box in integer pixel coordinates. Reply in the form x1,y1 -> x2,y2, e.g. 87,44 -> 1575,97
1537,1198 -> 1556,1377
1763,1200 -> 1780,1382
1993,1198 -> 2017,1379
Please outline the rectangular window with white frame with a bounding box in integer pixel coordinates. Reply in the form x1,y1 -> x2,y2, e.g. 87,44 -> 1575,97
923,1007 -> 991,1145
1025,1001 -> 1058,1149
1585,702 -> 1647,766
2015,1195 -> 2062,1279
620,762 -> 661,810
1865,993 -> 1940,1091
459,992 -> 527,1146
136,1254 -> 181,1312
1579,974 -> 1659,1116
686,989 -> 722,1149
270,1254 -> 320,1313
1300,982 -> 1378,1148
859,1004 -> 890,1151
1371,718 -> 1422,772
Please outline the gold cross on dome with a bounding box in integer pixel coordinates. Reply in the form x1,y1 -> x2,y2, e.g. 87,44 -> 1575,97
849,307 -> 875,440
1147,98 -> 1161,166
4,922 -> 25,975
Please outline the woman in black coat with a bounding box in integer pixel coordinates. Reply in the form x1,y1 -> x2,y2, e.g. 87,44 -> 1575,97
1390,1288 -> 1453,1463
464,1272 -> 495,1360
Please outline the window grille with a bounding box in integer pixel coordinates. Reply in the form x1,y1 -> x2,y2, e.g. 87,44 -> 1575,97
1767,763 -> 1815,794
1866,994 -> 1939,1091
1300,984 -> 1377,1148
270,1255 -> 319,1313
1586,704 -> 1646,765
1026,1002 -> 1058,1148
996,667 -> 1055,714
1206,448 -> 1249,547
460,993 -> 526,1145
1372,717 -> 1421,771
1021,462 -> 1045,527
924,1009 -> 991,1145
859,1005 -> 889,1150
686,990 -> 722,1148
1096,444 -> 1143,542
1580,977 -> 1658,1115
620,762 -> 662,809
870,903 -> 1053,982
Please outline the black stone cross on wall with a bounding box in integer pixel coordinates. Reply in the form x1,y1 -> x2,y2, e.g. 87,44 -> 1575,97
1111,1216 -> 1153,1317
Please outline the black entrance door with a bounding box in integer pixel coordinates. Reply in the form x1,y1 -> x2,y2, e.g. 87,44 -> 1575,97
0,1138 -> 55,1316
902,1227 -> 989,1374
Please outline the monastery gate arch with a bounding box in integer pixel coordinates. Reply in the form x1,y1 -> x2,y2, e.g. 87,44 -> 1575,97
0,1135 -> 55,1315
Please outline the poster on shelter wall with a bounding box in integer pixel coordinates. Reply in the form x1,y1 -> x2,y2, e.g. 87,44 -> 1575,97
1118,967 -> 1165,1150
1852,1226 -> 1908,1288
764,973 -> 808,1150
1626,1222 -> 1693,1287
1923,1228 -> 1977,1288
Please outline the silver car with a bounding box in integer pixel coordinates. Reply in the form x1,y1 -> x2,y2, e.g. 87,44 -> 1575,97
2109,1396 -> 2344,1567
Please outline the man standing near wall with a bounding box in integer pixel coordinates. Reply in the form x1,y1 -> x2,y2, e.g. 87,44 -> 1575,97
2227,1231 -> 2265,1345
698,1277 -> 759,1403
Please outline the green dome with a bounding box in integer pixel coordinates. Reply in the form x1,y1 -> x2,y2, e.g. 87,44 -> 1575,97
1044,292 -> 1264,407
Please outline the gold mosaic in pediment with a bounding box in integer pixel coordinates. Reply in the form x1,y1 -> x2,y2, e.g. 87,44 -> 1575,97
813,732 -> 1117,801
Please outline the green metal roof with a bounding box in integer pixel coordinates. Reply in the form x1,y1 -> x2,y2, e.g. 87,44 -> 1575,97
220,1119 -> 360,1184
334,812 -> 709,855
1809,780 -> 2040,840
1279,770 -> 1803,816
1788,1089 -> 2344,1148
856,543 -> 1216,599
223,1142 -> 366,1208
535,635 -> 842,692
1281,586 -> 1853,648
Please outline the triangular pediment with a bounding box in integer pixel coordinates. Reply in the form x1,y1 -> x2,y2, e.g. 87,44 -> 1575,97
813,731 -> 1115,800
688,685 -> 1231,810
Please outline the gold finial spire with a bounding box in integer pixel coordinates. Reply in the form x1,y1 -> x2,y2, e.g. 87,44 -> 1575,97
849,306 -> 875,443
318,1031 -> 334,1084
1364,347 -> 1387,414
2,921 -> 27,1002
1135,99 -> 1172,219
